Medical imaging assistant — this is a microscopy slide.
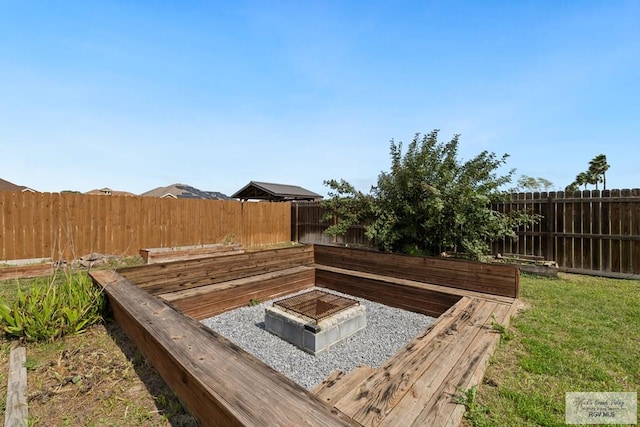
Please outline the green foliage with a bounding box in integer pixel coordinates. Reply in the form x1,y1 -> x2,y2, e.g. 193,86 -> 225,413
515,175 -> 554,192
248,298 -> 261,306
453,385 -> 490,426
566,153 -> 610,191
475,274 -> 640,426
0,273 -> 105,342
490,314 -> 512,342
324,130 -> 539,259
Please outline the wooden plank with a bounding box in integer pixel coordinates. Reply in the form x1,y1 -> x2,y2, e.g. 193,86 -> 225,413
313,365 -> 374,406
4,345 -> 28,427
330,297 -> 475,421
0,263 -> 53,281
140,243 -> 245,264
407,301 -> 515,427
621,189 -> 632,274
90,270 -> 355,427
313,245 -> 519,298
337,298 -> 498,426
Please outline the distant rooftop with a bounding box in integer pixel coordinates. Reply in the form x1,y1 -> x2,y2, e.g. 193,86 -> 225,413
232,181 -> 323,201
0,177 -> 36,192
141,183 -> 231,200
85,187 -> 136,197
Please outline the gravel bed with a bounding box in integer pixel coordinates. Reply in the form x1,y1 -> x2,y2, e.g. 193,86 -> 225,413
201,287 -> 435,390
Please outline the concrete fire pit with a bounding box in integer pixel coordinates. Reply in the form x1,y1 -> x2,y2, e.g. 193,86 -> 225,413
265,290 -> 366,355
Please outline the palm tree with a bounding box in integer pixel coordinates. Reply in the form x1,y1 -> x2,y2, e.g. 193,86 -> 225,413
575,172 -> 590,190
589,154 -> 610,190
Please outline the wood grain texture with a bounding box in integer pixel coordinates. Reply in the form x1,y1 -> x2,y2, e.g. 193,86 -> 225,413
4,346 -> 28,427
90,270 -> 355,427
312,366 -> 374,406
333,297 -> 482,424
381,301 -> 511,427
140,243 -> 244,264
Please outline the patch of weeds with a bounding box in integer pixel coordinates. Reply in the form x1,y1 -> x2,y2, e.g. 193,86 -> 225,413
490,314 -> 512,342
0,272 -> 105,341
248,298 -> 261,306
24,357 -> 39,371
452,385 -> 489,426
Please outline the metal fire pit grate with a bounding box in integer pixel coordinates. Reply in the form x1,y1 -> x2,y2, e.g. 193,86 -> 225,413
273,290 -> 359,324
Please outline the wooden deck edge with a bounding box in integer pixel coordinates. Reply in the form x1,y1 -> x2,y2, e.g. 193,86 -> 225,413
312,365 -> 374,406
90,269 -> 355,427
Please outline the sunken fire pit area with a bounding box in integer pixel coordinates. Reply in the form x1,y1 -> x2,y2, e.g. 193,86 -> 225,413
90,244 -> 520,427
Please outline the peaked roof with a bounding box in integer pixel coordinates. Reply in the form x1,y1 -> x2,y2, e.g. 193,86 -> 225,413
141,183 -> 231,200
232,181 -> 323,201
85,187 -> 136,197
0,178 -> 35,192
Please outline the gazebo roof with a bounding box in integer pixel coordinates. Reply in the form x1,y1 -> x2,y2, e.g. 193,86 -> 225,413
232,181 -> 322,201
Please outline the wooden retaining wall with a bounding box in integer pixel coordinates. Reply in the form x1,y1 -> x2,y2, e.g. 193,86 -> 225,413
91,244 -> 520,427
313,245 -> 519,298
91,269 -> 353,427
119,245 -> 314,295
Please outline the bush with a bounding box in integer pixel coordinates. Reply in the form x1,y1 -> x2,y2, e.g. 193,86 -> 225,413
0,273 -> 106,341
324,130 -> 540,259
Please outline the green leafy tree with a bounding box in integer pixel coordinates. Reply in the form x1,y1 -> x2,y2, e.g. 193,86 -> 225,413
515,175 -> 554,192
323,130 -> 540,260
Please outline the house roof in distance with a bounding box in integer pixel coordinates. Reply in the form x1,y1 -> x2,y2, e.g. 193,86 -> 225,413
0,177 -> 36,192
232,181 -> 323,201
141,183 -> 231,200
85,187 -> 136,196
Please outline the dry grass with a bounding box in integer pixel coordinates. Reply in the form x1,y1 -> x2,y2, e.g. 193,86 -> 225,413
1,321 -> 198,426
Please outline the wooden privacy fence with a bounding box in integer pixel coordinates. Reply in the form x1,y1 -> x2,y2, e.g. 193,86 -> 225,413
0,191 -> 291,261
293,189 -> 640,278
492,189 -> 640,278
291,201 -> 372,246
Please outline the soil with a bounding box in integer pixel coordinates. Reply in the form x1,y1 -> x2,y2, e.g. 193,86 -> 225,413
1,321 -> 199,426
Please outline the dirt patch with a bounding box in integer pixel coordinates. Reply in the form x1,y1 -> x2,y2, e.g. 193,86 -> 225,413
2,321 -> 199,426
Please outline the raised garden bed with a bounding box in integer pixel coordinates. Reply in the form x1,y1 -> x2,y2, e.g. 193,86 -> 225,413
0,258 -> 53,281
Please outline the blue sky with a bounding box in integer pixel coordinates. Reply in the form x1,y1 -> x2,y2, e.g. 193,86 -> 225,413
1,1 -> 639,197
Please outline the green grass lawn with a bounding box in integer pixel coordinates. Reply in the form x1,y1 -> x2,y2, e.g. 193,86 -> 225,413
472,273 -> 640,427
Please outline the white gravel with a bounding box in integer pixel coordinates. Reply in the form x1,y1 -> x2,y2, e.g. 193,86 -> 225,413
201,287 -> 435,390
